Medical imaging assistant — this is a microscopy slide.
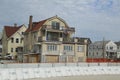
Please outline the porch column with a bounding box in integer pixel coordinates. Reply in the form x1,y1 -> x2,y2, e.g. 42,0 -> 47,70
41,55 -> 46,63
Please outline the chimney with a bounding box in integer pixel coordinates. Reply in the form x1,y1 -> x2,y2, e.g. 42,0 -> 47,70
29,15 -> 33,30
14,23 -> 17,27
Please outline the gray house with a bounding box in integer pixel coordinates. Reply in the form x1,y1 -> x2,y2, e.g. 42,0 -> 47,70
88,40 -> 117,61
115,41 -> 120,59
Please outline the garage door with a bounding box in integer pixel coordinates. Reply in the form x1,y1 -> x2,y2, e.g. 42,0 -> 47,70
46,55 -> 59,63
68,56 -> 74,62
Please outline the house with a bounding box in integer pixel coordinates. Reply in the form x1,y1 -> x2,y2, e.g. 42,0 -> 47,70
87,40 -> 117,62
2,24 -> 27,59
115,41 -> 120,60
23,15 -> 90,63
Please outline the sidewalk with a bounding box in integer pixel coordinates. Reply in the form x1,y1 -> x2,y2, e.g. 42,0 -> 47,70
26,75 -> 120,80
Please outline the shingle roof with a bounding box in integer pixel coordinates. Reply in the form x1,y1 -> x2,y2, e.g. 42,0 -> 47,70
25,19 -> 47,33
4,25 -> 22,38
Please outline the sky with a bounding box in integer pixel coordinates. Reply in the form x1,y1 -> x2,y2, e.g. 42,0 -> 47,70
0,0 -> 120,42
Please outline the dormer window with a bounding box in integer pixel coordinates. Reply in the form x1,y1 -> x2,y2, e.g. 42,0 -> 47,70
52,21 -> 60,30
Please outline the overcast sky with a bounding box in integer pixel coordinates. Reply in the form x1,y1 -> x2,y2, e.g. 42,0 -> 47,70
0,0 -> 120,42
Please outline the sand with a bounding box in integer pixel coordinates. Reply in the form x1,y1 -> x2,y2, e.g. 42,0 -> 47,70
26,75 -> 120,80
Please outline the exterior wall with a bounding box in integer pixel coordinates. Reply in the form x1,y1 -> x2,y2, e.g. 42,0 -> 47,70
40,43 -> 87,63
44,18 -> 67,29
76,45 -> 87,62
7,33 -> 22,56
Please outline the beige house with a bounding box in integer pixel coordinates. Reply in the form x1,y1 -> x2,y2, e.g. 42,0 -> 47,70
24,15 -> 90,63
2,24 -> 27,59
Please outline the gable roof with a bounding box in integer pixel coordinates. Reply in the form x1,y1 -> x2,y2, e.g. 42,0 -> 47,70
25,19 -> 47,33
4,25 -> 22,38
90,40 -> 110,46
115,41 -> 120,46
25,15 -> 69,33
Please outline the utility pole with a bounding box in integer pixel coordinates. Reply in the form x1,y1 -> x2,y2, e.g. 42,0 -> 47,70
102,37 -> 105,62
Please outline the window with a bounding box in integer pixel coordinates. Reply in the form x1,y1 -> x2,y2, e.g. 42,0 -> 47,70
16,48 -> 18,52
11,48 -> 13,52
96,52 -> 98,56
52,21 -> 60,29
21,32 -> 24,35
77,46 -> 84,52
16,38 -> 19,43
11,38 -> 14,43
110,46 -> 113,50
64,45 -> 73,51
89,52 -> 91,56
47,44 -> 57,51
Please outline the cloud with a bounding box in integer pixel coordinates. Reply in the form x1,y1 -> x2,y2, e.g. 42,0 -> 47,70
0,0 -> 120,41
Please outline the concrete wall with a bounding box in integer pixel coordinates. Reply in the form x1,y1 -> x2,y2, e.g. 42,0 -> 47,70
0,63 -> 120,68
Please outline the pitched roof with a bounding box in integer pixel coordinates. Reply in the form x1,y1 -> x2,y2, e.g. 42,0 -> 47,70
25,19 -> 47,33
4,25 -> 21,38
91,40 -> 110,45
25,15 -> 69,33
115,41 -> 120,46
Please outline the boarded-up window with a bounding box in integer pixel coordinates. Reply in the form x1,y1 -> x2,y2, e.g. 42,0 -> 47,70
46,55 -> 59,63
78,57 -> 84,62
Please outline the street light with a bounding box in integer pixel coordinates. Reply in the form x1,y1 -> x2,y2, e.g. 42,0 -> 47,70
63,52 -> 67,63
59,53 -> 62,63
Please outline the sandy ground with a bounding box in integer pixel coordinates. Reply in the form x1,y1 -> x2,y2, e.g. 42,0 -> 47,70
26,75 -> 120,80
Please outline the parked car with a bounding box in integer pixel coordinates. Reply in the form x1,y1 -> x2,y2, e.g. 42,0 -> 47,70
4,54 -> 13,60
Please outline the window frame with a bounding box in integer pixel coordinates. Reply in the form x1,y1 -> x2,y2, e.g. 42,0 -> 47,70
11,38 -> 14,43
16,38 -> 19,43
77,45 -> 84,52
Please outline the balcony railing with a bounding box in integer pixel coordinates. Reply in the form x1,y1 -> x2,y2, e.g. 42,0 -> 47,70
67,27 -> 75,32
47,37 -> 59,41
62,51 -> 75,56
42,25 -> 62,31
38,36 -> 62,42
44,51 -> 60,55
42,25 -> 75,32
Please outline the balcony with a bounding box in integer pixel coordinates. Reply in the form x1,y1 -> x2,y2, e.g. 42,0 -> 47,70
42,25 -> 63,32
66,27 -> 75,32
62,51 -> 75,56
44,51 -> 60,55
42,25 -> 75,32
38,36 -> 63,42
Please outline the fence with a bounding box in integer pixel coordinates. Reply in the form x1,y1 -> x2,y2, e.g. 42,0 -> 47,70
0,62 -> 120,68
